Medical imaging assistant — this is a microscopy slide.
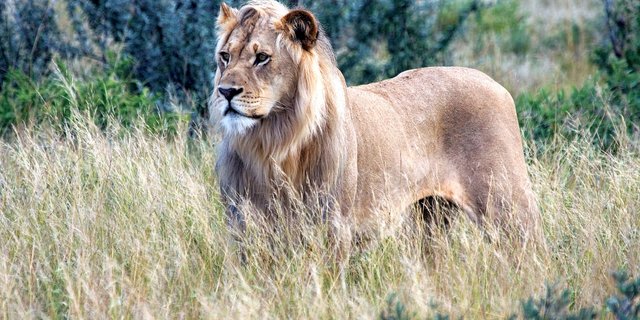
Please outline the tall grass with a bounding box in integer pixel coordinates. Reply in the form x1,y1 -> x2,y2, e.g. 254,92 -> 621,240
1,116 -> 639,316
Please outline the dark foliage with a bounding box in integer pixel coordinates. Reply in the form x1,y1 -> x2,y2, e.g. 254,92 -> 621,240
67,0 -> 221,97
592,0 -> 640,134
0,0 -> 75,86
329,0 -> 483,85
606,271 -> 640,319
378,271 -> 640,320
379,294 -> 415,320
518,284 -> 596,320
0,0 -> 486,133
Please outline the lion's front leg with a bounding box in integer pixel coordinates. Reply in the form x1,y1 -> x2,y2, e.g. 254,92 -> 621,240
224,201 -> 249,263
225,203 -> 246,234
328,212 -> 353,265
316,183 -> 356,264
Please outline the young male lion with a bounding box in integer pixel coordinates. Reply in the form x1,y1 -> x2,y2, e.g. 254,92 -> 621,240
212,0 -> 541,244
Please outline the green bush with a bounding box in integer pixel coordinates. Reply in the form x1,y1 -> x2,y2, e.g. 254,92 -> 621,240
606,271 -> 640,319
378,271 -> 640,319
338,0 -> 485,85
519,284 -> 596,319
592,0 -> 640,139
516,0 -> 639,149
0,0 -> 74,84
472,0 -> 530,55
516,79 -> 625,148
518,272 -> 640,319
0,56 -> 188,135
379,294 -> 415,320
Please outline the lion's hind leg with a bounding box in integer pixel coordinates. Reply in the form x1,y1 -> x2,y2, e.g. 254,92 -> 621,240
460,175 -> 544,248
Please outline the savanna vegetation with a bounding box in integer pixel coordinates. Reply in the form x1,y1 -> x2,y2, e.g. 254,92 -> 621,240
0,0 -> 639,318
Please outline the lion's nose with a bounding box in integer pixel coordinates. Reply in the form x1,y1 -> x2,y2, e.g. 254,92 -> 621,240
218,87 -> 243,101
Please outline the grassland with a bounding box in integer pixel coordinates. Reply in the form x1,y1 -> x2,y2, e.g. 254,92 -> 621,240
1,112 -> 638,318
2,0 -> 639,318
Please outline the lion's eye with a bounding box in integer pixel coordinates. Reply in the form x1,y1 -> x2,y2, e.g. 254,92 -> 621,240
220,52 -> 230,64
255,53 -> 271,66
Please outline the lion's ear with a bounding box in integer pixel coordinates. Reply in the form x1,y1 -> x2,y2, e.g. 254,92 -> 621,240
277,9 -> 319,51
217,3 -> 238,31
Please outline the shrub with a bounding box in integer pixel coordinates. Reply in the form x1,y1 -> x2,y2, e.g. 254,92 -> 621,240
517,0 -> 639,149
379,294 -> 414,320
606,271 -> 640,319
336,0 -> 485,85
516,79 -> 624,148
472,0 -> 530,56
519,284 -> 596,319
377,272 -> 640,319
517,272 -> 640,319
65,0 -> 232,98
0,0 -> 76,85
0,55 -> 188,135
1,0 -> 230,130
0,0 -> 190,134
592,0 -> 640,138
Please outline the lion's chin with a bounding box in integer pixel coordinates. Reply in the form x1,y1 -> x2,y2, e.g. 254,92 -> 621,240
220,113 -> 259,136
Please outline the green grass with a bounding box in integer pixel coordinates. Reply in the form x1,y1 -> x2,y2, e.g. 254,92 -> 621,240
0,59 -> 189,137
0,112 -> 638,318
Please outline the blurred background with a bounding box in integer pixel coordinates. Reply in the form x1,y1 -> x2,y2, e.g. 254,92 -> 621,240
0,0 -> 638,147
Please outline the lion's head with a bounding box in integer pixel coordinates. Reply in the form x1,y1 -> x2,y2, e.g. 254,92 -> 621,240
211,1 -> 341,141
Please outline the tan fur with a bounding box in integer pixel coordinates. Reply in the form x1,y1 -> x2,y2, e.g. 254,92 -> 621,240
212,1 -> 541,241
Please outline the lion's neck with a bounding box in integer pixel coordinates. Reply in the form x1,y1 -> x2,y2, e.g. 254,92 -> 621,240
229,62 -> 347,189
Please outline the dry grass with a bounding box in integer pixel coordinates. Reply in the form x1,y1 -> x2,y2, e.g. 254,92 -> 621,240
0,113 -> 638,319
2,1 -> 636,318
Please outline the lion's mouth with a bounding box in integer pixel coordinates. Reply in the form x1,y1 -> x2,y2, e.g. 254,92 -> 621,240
223,105 -> 240,117
223,104 -> 264,120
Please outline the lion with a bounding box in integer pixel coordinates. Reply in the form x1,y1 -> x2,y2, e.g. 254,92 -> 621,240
212,0 -> 541,244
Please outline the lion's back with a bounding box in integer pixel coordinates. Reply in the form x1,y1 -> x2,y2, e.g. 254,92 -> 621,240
346,67 -> 521,155
349,67 -> 514,116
